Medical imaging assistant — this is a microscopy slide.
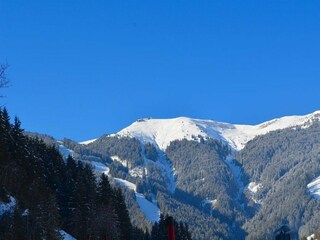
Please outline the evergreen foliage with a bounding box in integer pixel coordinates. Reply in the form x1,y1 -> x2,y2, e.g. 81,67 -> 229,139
0,108 -> 137,239
164,139 -> 246,239
89,135 -> 143,168
0,108 -> 192,240
237,122 -> 320,239
144,143 -> 158,161
166,139 -> 233,199
53,134 -> 246,239
150,214 -> 192,240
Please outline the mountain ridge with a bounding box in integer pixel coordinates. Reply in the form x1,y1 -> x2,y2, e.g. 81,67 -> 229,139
82,110 -> 320,151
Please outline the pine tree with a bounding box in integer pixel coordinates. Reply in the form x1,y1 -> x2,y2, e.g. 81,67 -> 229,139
96,173 -> 112,206
0,108 -> 11,197
60,156 -> 77,231
41,193 -> 61,240
69,162 -> 97,239
11,204 -> 26,240
92,174 -> 118,239
150,215 -> 193,240
112,188 -> 132,240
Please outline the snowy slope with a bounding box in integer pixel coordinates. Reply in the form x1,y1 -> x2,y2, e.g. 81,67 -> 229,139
90,161 -> 110,175
59,230 -> 76,240
114,178 -> 137,191
0,196 -> 16,216
79,138 -> 97,145
58,145 -> 74,160
307,176 -> 320,199
115,111 -> 320,151
248,182 -> 263,194
307,234 -> 316,240
114,178 -> 160,223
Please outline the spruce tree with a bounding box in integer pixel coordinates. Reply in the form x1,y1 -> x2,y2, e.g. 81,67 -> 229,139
112,188 -> 132,240
96,173 -> 112,206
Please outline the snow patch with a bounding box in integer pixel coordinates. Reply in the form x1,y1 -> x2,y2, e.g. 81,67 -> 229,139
90,161 -> 110,175
129,166 -> 144,178
79,138 -> 97,145
248,182 -> 263,194
225,152 -> 245,201
22,209 -> 29,216
155,151 -> 176,193
202,199 -> 218,209
307,233 -> 317,240
111,155 -> 128,168
59,230 -> 76,240
0,196 -> 16,216
307,176 -> 320,199
114,178 -> 136,191
114,178 -> 160,223
58,145 -> 74,160
135,193 -> 160,223
247,182 -> 263,204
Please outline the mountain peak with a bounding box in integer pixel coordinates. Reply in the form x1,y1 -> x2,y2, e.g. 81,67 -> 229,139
82,111 -> 320,150
115,111 -> 320,151
117,117 -> 209,150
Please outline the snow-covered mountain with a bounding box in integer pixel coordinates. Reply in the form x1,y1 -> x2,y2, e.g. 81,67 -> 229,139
107,110 -> 320,151
59,110 -> 320,239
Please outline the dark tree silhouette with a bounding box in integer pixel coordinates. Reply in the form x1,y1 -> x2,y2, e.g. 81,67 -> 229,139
0,64 -> 9,89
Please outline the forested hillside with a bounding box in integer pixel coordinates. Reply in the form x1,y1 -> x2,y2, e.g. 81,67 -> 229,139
237,122 -> 320,239
165,139 -> 246,239
42,121 -> 320,239
0,108 -> 192,240
67,136 -> 247,239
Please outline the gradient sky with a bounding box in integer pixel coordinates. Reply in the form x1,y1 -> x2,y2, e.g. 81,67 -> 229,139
1,0 -> 320,141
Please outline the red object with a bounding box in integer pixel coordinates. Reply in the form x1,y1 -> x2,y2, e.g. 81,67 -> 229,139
167,217 -> 175,240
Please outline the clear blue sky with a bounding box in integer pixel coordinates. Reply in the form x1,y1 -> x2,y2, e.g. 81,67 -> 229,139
1,0 -> 320,141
